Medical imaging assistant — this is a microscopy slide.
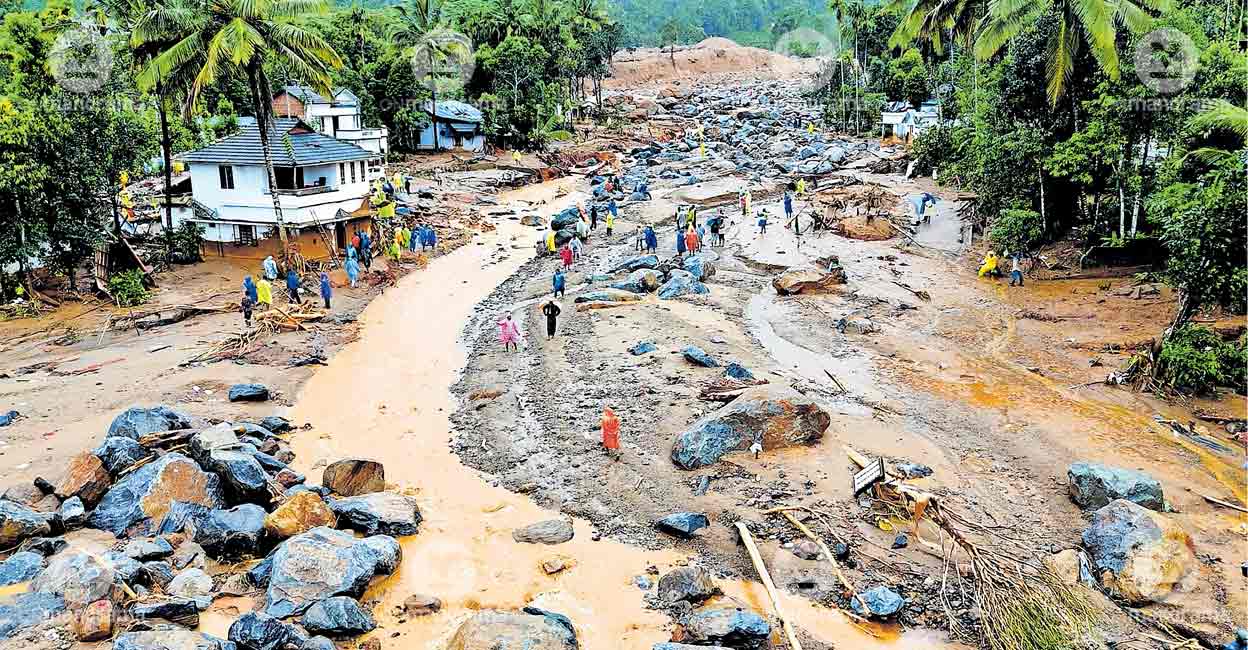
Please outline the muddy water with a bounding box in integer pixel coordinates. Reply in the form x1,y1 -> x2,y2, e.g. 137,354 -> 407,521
280,177 -> 965,649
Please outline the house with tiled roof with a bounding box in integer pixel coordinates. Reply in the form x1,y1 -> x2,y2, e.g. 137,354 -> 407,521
418,100 -> 485,152
272,84 -> 389,155
173,118 -> 381,259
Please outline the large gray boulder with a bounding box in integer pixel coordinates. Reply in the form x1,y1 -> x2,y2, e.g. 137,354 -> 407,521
30,552 -> 119,608
189,424 -> 271,506
89,453 -> 224,536
107,406 -> 193,440
322,459 -> 385,497
227,612 -> 306,650
0,500 -> 54,547
263,527 -> 399,618
772,266 -> 846,295
0,551 -> 44,586
1068,462 -> 1163,511
328,492 -> 422,537
448,609 -> 578,650
0,592 -> 67,639
851,585 -> 905,618
681,607 -> 770,650
658,270 -> 710,300
513,519 -> 575,545
609,254 -> 660,273
193,504 -> 270,561
115,631 -> 235,650
574,289 -> 643,304
1082,499 -> 1197,603
682,255 -> 716,281
657,566 -> 719,603
671,386 -> 830,469
610,269 -> 661,294
301,596 -> 376,637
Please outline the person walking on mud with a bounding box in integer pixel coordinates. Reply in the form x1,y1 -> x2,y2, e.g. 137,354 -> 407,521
541,299 -> 561,339
319,272 -> 332,310
559,242 -> 573,269
285,269 -> 302,305
601,407 -> 621,460
685,226 -> 700,254
359,230 -> 372,271
241,293 -> 254,329
553,269 -> 566,298
644,225 -> 658,254
757,210 -> 769,235
590,204 -> 599,230
1008,254 -> 1025,287
243,275 -> 258,305
784,190 -> 794,222
676,225 -> 687,256
605,209 -> 615,236
498,313 -> 521,352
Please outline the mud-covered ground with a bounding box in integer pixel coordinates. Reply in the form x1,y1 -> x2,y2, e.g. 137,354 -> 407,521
449,95 -> 1246,647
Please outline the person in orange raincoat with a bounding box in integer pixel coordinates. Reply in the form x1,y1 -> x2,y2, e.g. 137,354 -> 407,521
601,407 -> 621,459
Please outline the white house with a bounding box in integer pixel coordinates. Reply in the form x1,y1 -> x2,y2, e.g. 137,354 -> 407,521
881,100 -> 942,142
175,118 -> 380,259
418,100 -> 486,152
273,85 -> 389,156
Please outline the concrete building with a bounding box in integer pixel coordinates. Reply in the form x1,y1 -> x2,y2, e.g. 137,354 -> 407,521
881,100 -> 942,142
272,85 -> 389,155
175,118 -> 380,260
418,100 -> 486,152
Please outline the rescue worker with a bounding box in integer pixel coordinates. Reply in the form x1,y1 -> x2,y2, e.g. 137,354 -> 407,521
256,276 -> 273,310
601,407 -> 621,459
978,251 -> 1000,278
553,269 -> 566,298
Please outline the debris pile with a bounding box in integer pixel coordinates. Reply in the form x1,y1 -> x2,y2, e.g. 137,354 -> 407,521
0,405 -> 410,646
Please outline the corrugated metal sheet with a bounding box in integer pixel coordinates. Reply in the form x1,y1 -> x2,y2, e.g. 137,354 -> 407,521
425,100 -> 483,123
180,118 -> 375,166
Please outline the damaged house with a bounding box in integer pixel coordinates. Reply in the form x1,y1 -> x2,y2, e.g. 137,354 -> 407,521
174,118 -> 381,260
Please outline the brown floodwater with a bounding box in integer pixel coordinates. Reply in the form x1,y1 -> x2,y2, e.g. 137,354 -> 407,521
275,177 -> 967,648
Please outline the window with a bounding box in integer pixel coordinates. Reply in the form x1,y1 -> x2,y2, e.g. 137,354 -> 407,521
350,161 -> 357,183
237,224 -> 256,246
274,167 -> 304,190
218,165 -> 234,189
339,163 -> 345,185
331,115 -> 340,133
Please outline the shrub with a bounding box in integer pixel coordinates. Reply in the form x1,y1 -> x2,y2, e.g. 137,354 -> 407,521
108,269 -> 150,307
911,124 -> 953,176
1156,325 -> 1245,394
990,208 -> 1044,253
160,221 -> 205,264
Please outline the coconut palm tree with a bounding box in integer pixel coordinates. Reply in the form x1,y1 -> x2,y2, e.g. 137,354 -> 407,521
974,0 -> 1165,105
1184,99 -> 1248,165
391,0 -> 460,151
138,0 -> 342,244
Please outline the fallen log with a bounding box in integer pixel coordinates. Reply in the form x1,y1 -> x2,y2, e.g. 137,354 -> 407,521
733,522 -> 803,650
136,429 -> 197,450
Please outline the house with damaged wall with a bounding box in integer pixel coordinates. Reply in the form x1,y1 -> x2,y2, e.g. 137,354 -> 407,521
174,118 -> 383,260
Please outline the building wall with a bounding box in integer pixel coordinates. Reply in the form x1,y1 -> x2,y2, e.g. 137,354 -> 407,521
195,216 -> 374,261
417,121 -> 484,152
307,105 -> 361,138
273,95 -> 306,119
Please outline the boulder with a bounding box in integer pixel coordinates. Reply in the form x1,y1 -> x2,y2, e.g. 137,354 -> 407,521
264,527 -> 399,618
322,459 -> 385,497
791,539 -> 821,560
609,254 -> 660,273
130,597 -> 199,627
655,513 -> 710,538
0,411 -> 16,427
167,568 -> 214,610
682,255 -> 716,281
724,363 -> 754,381
101,551 -> 147,587
143,560 -> 175,588
681,607 -> 770,650
228,611 -> 309,650
657,566 -> 719,603
50,452 -> 111,507
1068,462 -> 1164,511
629,341 -> 657,356
114,631 -> 234,650
88,452 -> 224,536
574,289 -> 643,304
304,637 -> 336,650
302,596 -> 376,637
359,535 -> 402,575
189,424 -> 271,506
610,269 -> 661,294
0,499 -> 54,547
107,406 -> 194,441
658,271 -> 710,299
193,504 -> 269,562
59,496 -> 86,530
329,492 -> 422,537
682,346 -> 719,368
851,585 -> 905,618
0,592 -> 67,638
265,491 -> 336,539
512,519 -> 574,545
1082,499 -> 1196,603
671,385 -> 830,469
228,383 -> 270,402
401,594 -> 442,616
123,537 -> 174,561
260,416 -> 292,433
772,267 -> 847,295
0,551 -> 45,586
448,610 -> 578,650
156,501 -> 213,537
2,483 -> 47,509
74,598 -> 113,641
17,537 -> 67,557
30,552 -> 119,608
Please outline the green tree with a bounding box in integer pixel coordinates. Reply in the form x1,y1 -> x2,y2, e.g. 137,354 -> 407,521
139,0 -> 342,245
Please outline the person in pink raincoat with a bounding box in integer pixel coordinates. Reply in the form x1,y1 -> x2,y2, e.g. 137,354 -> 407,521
559,243 -> 573,269
498,313 -> 521,352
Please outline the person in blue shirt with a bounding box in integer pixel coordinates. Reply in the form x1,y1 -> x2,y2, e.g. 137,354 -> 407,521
242,276 -> 257,304
644,226 -> 658,254
319,272 -> 332,309
285,269 -> 302,305
553,269 -> 566,298
359,230 -> 372,270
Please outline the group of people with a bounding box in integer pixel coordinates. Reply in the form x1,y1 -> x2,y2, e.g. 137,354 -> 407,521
673,205 -> 727,255
979,250 -> 1027,287
240,255 -> 333,329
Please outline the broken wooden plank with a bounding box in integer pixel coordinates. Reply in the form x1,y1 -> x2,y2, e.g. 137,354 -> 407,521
135,429 -> 197,450
1200,493 -> 1248,514
733,522 -> 803,650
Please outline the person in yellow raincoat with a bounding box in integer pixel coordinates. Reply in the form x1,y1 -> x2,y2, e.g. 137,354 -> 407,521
796,178 -> 807,195
256,277 -> 273,310
978,251 -> 1000,278
545,230 -> 556,253
400,226 -> 411,250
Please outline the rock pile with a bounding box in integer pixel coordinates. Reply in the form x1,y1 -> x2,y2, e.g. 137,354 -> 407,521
0,405 -> 410,645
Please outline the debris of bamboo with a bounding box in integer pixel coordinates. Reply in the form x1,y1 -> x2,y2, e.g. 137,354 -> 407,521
733,522 -> 803,650
764,506 -> 872,617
